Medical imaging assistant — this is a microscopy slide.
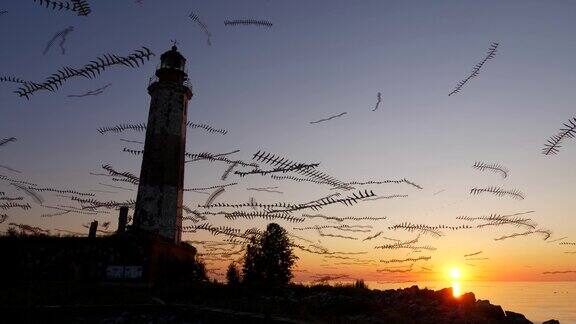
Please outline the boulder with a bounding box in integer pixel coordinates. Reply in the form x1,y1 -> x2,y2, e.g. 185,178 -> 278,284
436,287 -> 454,301
459,292 -> 476,306
505,311 -> 532,324
475,300 -> 506,321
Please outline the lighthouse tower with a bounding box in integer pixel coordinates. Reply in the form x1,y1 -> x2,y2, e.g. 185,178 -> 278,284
133,45 -> 193,243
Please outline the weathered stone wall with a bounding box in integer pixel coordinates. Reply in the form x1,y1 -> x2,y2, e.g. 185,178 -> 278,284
133,81 -> 191,243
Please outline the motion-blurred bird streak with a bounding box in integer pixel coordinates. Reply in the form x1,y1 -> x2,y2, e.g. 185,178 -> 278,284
189,12 -> 212,46
542,117 -> 576,155
472,161 -> 509,178
43,26 -> 74,55
67,83 -> 111,97
15,47 -> 153,99
448,42 -> 499,96
372,92 -> 382,111
470,186 -> 525,200
32,0 -> 91,16
309,112 -> 347,124
0,137 -> 17,147
0,165 -> 22,173
224,19 -> 273,28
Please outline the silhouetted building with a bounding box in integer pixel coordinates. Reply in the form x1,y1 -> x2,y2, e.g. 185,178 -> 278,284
133,45 -> 193,243
0,230 -> 200,284
0,47 -> 201,286
88,220 -> 98,238
117,206 -> 128,234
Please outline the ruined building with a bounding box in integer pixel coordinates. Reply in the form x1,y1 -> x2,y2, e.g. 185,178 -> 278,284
133,45 -> 193,243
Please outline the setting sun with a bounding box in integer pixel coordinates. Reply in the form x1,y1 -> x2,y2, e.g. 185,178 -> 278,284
449,267 -> 462,280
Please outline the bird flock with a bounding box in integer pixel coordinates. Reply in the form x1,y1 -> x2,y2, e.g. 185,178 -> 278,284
0,1 -> 574,283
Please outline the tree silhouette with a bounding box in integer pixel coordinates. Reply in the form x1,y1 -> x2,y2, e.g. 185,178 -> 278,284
226,262 -> 241,286
242,223 -> 297,287
242,235 -> 264,284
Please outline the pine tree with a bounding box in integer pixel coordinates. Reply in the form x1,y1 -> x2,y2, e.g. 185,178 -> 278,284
226,262 -> 241,286
242,235 -> 263,284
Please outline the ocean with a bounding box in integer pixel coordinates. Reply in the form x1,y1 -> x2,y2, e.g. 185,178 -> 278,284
366,281 -> 576,323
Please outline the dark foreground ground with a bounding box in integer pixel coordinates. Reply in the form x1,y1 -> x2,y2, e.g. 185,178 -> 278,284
0,281 -> 561,323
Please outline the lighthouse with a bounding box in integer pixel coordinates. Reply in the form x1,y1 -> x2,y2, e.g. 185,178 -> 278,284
133,45 -> 193,243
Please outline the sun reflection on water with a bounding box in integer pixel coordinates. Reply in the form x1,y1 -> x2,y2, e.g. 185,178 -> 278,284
447,266 -> 463,298
452,281 -> 462,297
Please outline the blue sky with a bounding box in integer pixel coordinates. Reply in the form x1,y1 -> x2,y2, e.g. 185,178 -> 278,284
1,0 -> 576,281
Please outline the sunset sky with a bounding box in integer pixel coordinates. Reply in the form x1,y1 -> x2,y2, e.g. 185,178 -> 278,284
1,0 -> 575,283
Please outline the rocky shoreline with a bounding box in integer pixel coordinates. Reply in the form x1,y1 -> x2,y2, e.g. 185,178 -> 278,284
0,283 -> 560,323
